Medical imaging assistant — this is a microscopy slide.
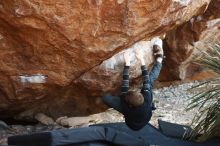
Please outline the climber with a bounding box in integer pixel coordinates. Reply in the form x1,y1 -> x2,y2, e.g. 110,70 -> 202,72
102,37 -> 164,131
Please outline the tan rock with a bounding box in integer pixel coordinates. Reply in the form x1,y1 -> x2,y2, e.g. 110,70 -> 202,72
56,109 -> 123,127
35,113 -> 55,125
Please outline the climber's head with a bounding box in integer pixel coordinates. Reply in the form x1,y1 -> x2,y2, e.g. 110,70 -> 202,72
124,91 -> 144,107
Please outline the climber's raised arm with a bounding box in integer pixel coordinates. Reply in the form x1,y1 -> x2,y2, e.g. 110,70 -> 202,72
121,52 -> 130,96
149,38 -> 163,83
135,49 -> 151,93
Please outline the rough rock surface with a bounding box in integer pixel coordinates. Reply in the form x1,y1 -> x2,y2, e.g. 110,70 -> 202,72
0,0 -> 211,119
159,0 -> 220,81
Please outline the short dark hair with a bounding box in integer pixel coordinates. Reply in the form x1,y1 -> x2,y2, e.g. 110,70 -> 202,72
124,91 -> 144,107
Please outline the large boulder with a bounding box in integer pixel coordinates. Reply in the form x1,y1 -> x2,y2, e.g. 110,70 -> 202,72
0,0 -> 211,119
160,0 -> 220,81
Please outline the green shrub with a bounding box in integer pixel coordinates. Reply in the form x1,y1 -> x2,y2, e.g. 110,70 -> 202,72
187,43 -> 220,141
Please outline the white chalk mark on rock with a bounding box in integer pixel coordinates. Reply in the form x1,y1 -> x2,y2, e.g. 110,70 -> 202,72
173,0 -> 191,6
19,74 -> 48,84
117,0 -> 125,4
0,34 -> 3,40
15,7 -> 25,17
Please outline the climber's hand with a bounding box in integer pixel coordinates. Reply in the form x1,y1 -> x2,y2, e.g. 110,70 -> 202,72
152,37 -> 163,63
123,51 -> 131,66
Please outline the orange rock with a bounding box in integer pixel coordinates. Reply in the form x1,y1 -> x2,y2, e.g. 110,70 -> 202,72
159,0 -> 220,81
0,0 -> 214,119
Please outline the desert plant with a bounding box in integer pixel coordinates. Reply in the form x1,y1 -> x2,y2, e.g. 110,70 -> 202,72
186,42 -> 220,141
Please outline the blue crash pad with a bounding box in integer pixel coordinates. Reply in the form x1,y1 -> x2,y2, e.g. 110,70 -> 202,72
8,121 -> 220,146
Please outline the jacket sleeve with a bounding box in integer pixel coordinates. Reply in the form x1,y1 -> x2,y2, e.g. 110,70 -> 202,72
121,66 -> 130,96
141,65 -> 151,93
149,62 -> 162,83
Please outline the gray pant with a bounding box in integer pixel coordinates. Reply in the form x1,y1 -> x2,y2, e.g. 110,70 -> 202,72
51,126 -> 148,146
